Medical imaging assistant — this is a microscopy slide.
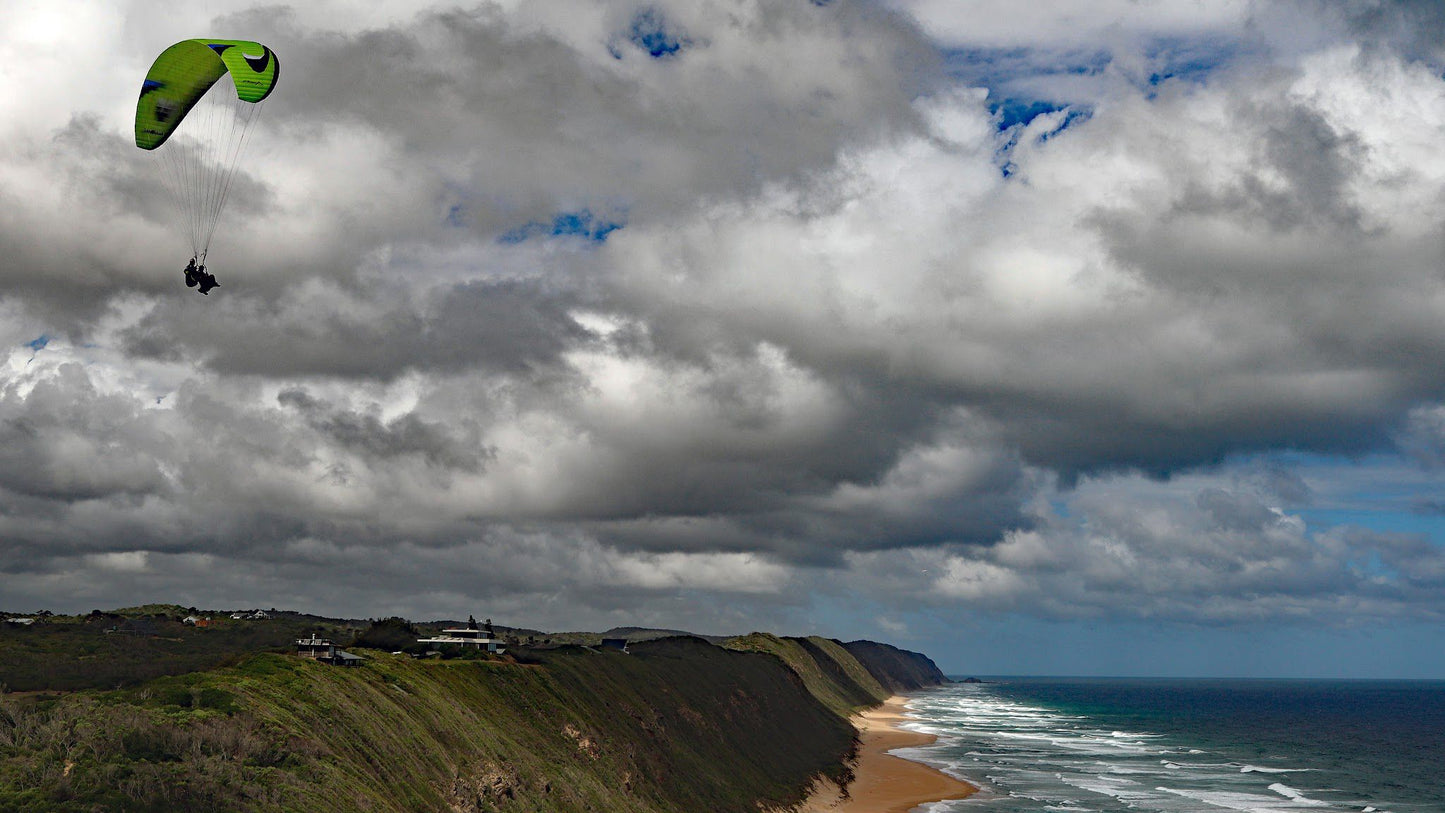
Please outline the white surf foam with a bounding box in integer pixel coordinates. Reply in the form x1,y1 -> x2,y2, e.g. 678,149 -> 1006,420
1158,785 -> 1324,810
1241,764 -> 1311,774
1268,783 -> 1327,805
907,685 -> 1382,813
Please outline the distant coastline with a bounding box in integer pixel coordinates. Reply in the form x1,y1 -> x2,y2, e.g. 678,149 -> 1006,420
0,606 -> 955,811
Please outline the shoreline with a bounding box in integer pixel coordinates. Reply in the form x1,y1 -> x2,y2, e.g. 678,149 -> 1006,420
795,695 -> 976,813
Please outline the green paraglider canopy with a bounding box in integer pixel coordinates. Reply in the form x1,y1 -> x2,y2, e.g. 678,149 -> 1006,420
135,39 -> 279,260
136,40 -> 278,149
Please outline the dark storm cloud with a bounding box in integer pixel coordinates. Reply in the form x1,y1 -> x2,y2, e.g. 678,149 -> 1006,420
593,52 -> 1437,485
557,379 -> 947,522
222,0 -> 939,228
1195,487 -> 1283,533
843,475 -> 1445,624
119,278 -> 592,379
0,117 -> 162,317
0,363 -> 169,502
1311,0 -> 1445,59
1253,462 -> 1313,506
1151,99 -> 1367,233
276,386 -> 489,470
1,1 -> 1443,632
1399,406 -> 1445,468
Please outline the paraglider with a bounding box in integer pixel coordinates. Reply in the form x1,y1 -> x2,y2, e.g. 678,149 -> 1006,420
183,257 -> 219,294
135,39 -> 279,293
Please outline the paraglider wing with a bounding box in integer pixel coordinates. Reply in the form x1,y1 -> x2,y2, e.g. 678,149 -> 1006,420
135,40 -> 278,150
135,40 -> 279,267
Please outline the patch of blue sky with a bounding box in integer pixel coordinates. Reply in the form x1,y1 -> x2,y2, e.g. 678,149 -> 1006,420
499,210 -> 624,245
22,334 -> 50,366
993,98 -> 1067,130
1046,496 -> 1074,521
944,46 -> 1101,171
1039,108 -> 1091,141
439,180 -> 476,228
1142,35 -> 1240,87
1414,497 -> 1445,516
946,36 -> 1241,110
992,102 -> 1091,178
625,8 -> 688,59
942,46 -> 1112,90
1296,506 -> 1445,543
990,98 -> 1093,133
1227,449 -> 1445,542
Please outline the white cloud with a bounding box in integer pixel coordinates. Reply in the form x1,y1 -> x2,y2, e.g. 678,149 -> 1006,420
85,550 -> 150,573
893,0 -> 1253,48
606,551 -> 791,593
0,1 -> 1443,638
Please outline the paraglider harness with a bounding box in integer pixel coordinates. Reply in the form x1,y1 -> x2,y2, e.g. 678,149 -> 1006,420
183,254 -> 219,295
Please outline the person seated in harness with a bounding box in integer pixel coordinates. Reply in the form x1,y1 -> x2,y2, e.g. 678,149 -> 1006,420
182,257 -> 220,294
196,266 -> 219,294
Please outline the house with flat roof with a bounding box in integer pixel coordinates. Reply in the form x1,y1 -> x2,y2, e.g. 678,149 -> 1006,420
296,634 -> 364,667
417,616 -> 506,653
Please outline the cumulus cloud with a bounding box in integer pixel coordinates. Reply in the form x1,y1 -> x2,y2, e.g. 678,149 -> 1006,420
1,1 -> 1443,639
894,0 -> 1253,49
842,469 -> 1445,624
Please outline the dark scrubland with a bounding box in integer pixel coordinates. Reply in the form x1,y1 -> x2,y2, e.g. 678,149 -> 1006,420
0,607 -> 946,812
0,605 -> 363,693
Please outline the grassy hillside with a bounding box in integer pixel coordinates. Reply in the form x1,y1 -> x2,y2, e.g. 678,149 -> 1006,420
724,633 -> 889,718
0,637 -> 857,812
1,607 -> 949,812
841,640 -> 949,693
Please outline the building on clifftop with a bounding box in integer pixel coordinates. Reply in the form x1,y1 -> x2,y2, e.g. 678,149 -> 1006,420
296,634 -> 364,666
416,615 -> 506,653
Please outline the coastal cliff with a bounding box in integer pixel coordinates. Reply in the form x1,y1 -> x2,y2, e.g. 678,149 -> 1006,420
841,639 -> 950,692
0,617 -> 946,812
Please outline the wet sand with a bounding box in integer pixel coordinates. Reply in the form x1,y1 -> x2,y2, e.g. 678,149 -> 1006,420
795,696 -> 976,813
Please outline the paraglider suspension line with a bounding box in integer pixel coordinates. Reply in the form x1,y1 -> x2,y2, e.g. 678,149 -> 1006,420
203,101 -> 265,257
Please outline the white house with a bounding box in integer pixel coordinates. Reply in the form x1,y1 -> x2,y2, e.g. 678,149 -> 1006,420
417,616 -> 506,653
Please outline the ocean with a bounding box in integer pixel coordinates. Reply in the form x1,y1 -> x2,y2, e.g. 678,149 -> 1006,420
894,678 -> 1445,813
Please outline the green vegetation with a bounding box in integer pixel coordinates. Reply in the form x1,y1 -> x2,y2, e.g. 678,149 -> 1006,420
841,640 -> 949,693
0,610 -> 947,812
724,633 -> 888,718
0,608 -> 362,693
353,617 -> 424,653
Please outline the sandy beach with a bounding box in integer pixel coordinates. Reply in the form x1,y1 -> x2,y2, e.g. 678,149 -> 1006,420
795,696 -> 976,813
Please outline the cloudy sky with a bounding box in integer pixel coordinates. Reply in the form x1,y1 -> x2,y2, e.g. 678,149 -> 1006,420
4,0 -> 1445,677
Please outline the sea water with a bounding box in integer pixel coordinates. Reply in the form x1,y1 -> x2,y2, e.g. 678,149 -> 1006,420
895,678 -> 1445,813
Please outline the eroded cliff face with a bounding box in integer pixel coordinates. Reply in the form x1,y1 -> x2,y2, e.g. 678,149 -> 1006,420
0,634 -> 944,812
447,760 -> 529,812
